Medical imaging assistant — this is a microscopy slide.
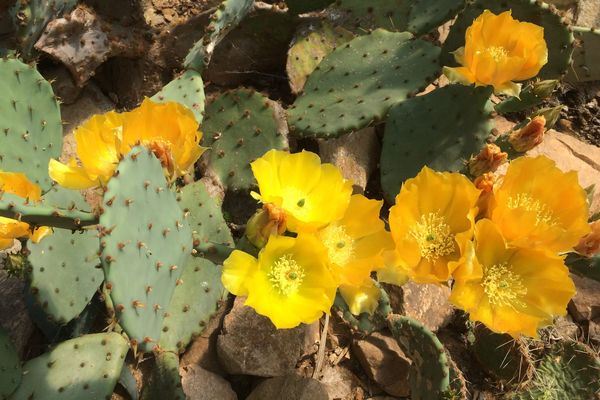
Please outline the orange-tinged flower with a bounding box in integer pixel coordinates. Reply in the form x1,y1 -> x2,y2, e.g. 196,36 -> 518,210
468,144 -> 508,177
474,172 -> 497,218
508,115 -> 546,152
222,234 -> 336,329
490,156 -> 590,253
385,167 -> 481,284
451,219 -> 575,337
245,203 -> 287,248
250,150 -> 353,233
574,220 -> 600,257
444,10 -> 548,96
0,172 -> 51,250
49,98 -> 204,189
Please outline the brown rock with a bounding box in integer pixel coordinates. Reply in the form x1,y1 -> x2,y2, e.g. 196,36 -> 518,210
247,375 -> 328,400
400,281 -> 454,332
319,363 -> 366,400
552,315 -> 580,340
181,365 -> 237,400
352,331 -> 411,397
216,297 -> 319,376
576,0 -> 600,28
568,274 -> 600,322
0,270 -> 34,357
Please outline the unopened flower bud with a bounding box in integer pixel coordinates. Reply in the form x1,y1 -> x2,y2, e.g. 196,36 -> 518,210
574,221 -> 600,257
508,116 -> 546,152
474,172 -> 496,218
468,144 -> 508,177
245,203 -> 287,248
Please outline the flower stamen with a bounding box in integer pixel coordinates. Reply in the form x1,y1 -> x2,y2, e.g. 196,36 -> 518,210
482,262 -> 527,308
408,212 -> 455,262
507,193 -> 556,226
268,254 -> 305,296
484,46 -> 509,62
319,225 -> 355,267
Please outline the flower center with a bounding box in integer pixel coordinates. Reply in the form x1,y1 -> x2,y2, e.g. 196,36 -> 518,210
485,46 -> 509,62
481,262 -> 527,308
268,254 -> 305,296
280,187 -> 312,219
507,193 -> 556,226
408,212 -> 455,262
319,225 -> 354,267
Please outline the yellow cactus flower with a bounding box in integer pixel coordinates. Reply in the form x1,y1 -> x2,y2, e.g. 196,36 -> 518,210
451,219 -> 575,337
49,98 -> 204,189
222,234 -> 336,329
318,194 -> 394,287
339,279 -> 381,315
443,10 -> 548,96
490,156 -> 590,253
0,172 -> 51,250
250,150 -> 353,233
385,167 -> 481,284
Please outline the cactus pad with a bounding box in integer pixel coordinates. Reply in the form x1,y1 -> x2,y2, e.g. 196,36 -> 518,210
328,0 -> 411,32
381,84 -> 493,202
151,70 -> 206,124
100,146 -> 193,353
567,27 -> 600,83
0,57 -> 62,191
442,0 -> 573,79
184,0 -> 254,71
407,0 -> 466,36
0,328 -> 21,399
287,0 -> 334,14
159,257 -> 226,353
10,332 -> 129,400
200,89 -> 288,191
142,351 -> 185,400
288,30 -> 441,138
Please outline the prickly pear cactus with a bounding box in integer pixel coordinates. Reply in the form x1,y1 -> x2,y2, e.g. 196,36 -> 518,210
287,0 -> 334,14
151,70 -> 206,124
200,89 -> 288,191
159,257 -> 226,353
442,0 -> 573,79
10,332 -> 129,400
388,314 -> 451,399
100,146 -> 193,353
567,26 -> 600,83
406,0 -> 466,36
381,84 -> 493,202
0,328 -> 21,399
184,0 -> 254,71
288,30 -> 441,138
328,0 -> 411,32
0,57 -> 62,191
495,80 -> 559,113
142,351 -> 185,400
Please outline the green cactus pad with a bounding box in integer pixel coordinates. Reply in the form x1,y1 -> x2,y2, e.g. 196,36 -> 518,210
10,332 -> 129,400
510,341 -> 600,400
407,0 -> 466,36
565,253 -> 600,282
567,27 -> 600,83
0,57 -> 62,191
151,70 -> 205,124
141,352 -> 185,400
27,227 -> 102,325
286,22 -> 354,94
9,0 -> 78,59
287,0 -> 334,14
495,79 -> 559,114
288,30 -> 441,138
200,89 -> 288,191
471,325 -> 533,385
387,314 -> 450,400
176,180 -> 234,250
328,0 -> 411,32
100,146 -> 193,353
184,0 -> 254,71
0,328 -> 21,399
381,84 -> 493,202
442,0 -> 573,79
159,257 -> 226,353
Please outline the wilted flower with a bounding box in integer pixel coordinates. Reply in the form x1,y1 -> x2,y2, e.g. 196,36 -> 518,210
444,10 -> 548,96
468,144 -> 508,177
250,150 -> 353,233
574,220 -> 600,257
451,219 -> 575,337
222,235 -> 336,328
49,98 -> 204,189
508,116 -> 546,152
490,156 -> 590,253
245,203 -> 287,248
385,167 -> 481,283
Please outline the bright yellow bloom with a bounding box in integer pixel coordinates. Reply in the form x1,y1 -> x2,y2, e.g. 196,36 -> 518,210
490,156 -> 590,253
451,219 -> 575,337
444,10 -> 548,96
222,234 -> 336,329
385,167 -> 481,284
0,172 -> 51,250
339,279 -> 381,315
49,98 -> 204,189
250,150 -> 353,233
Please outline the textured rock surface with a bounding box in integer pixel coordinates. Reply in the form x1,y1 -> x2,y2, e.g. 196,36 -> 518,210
568,274 -> 600,322
181,365 -> 237,400
400,281 -> 454,332
0,269 -> 34,357
246,375 -> 328,400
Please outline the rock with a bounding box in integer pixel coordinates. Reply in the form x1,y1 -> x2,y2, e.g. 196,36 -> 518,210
0,269 -> 34,357
247,375 -> 328,400
60,81 -> 115,139
568,274 -> 600,322
552,315 -> 580,340
352,331 -> 411,397
588,318 -> 600,344
216,297 -> 319,377
318,128 -> 380,193
527,130 -> 600,214
319,363 -> 366,400
576,0 -> 600,28
400,281 -> 454,332
181,365 -> 237,400
44,66 -> 82,105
